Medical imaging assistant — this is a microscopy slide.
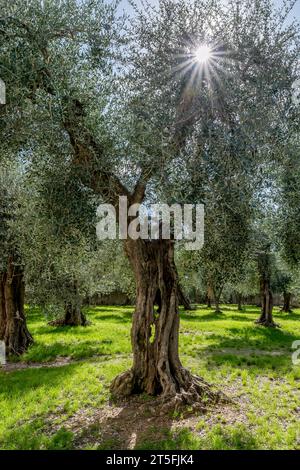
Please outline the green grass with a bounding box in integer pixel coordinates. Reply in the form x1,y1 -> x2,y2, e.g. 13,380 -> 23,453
0,305 -> 299,450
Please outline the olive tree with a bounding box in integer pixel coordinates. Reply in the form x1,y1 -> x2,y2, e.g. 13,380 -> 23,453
1,0 -> 299,405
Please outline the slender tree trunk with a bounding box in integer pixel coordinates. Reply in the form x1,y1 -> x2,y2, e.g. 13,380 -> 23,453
206,284 -> 213,308
237,293 -> 243,311
110,238 -> 216,407
281,291 -> 292,313
0,257 -> 33,356
178,284 -> 192,310
255,278 -> 277,327
213,286 -> 223,313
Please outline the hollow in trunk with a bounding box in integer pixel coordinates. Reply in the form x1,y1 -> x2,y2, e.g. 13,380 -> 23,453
110,238 -> 217,408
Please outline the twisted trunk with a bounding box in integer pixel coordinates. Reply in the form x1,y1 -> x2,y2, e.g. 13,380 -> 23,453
281,291 -> 292,313
0,258 -> 33,356
110,238 -> 215,406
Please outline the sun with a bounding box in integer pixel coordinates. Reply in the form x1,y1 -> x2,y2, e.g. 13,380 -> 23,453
194,44 -> 212,63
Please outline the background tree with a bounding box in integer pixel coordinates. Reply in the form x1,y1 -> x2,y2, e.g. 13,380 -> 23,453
0,160 -> 33,355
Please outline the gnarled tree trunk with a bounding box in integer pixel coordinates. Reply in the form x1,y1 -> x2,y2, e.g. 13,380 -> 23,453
0,258 -> 33,356
110,238 -> 216,407
281,291 -> 292,313
49,281 -> 87,326
61,302 -> 87,326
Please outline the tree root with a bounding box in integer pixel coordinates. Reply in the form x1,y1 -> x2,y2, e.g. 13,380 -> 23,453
110,368 -> 229,413
254,318 -> 281,328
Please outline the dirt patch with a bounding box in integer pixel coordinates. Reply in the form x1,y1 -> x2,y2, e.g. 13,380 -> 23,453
209,348 -> 286,356
0,353 -> 131,372
0,356 -> 73,372
44,393 -> 246,450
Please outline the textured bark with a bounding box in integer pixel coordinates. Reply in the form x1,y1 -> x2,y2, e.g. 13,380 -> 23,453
49,281 -> 87,326
49,303 -> 87,326
0,258 -> 33,356
255,278 -> 277,327
49,280 -> 88,326
110,238 -> 216,406
281,291 -> 292,313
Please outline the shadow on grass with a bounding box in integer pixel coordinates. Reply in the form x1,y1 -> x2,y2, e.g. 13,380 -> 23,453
0,363 -> 80,398
74,401 -> 258,450
34,325 -> 95,336
0,363 -> 83,450
275,311 -> 300,321
195,326 -> 300,372
94,312 -> 133,323
180,311 -> 254,323
23,339 -> 116,362
73,399 -> 178,450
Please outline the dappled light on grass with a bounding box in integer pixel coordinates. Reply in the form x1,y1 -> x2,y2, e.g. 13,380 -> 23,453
0,304 -> 299,449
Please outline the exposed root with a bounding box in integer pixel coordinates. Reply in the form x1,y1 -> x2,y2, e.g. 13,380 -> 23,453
110,368 -> 228,414
254,319 -> 281,328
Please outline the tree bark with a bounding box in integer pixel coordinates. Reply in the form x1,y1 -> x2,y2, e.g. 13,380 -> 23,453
0,257 -> 33,356
110,238 -> 216,407
281,291 -> 292,313
206,284 -> 213,308
213,286 -> 223,313
237,293 -> 243,311
255,278 -> 277,327
178,284 -> 192,311
49,303 -> 87,326
49,281 -> 87,326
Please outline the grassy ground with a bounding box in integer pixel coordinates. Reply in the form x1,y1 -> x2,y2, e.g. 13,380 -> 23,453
0,305 -> 299,450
